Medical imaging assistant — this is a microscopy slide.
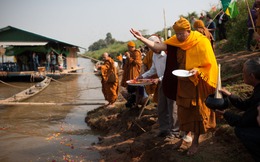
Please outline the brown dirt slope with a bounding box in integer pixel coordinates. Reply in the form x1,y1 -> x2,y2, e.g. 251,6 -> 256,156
85,51 -> 260,162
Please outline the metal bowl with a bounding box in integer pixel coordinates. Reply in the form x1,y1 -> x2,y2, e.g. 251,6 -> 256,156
205,94 -> 229,111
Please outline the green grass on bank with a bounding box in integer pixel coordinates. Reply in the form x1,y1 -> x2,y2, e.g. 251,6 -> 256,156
83,41 -> 144,61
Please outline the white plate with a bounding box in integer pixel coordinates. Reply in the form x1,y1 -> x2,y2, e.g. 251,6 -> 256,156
126,79 -> 153,86
172,69 -> 193,77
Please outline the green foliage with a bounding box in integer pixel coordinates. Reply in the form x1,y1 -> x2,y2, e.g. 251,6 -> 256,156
221,0 -> 252,52
88,32 -> 116,51
83,41 -> 143,61
88,39 -> 107,51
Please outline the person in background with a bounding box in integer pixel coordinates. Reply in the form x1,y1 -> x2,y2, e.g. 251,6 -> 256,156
46,51 -> 51,71
96,52 -> 119,108
50,52 -> 56,73
121,41 -> 143,108
139,45 -> 147,59
116,53 -> 123,69
122,53 -> 127,69
193,19 -> 214,49
141,43 -> 158,104
255,0 -> 260,39
205,13 -> 216,41
20,55 -> 28,71
190,16 -> 197,30
32,52 -> 40,71
247,2 -> 258,51
199,12 -> 204,20
138,34 -> 179,140
216,58 -> 260,162
130,17 -> 218,155
216,9 -> 229,41
58,53 -> 64,72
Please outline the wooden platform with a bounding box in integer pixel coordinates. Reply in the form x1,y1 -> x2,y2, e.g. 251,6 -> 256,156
0,66 -> 84,82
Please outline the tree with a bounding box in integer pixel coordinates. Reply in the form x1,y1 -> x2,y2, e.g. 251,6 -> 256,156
88,39 -> 107,51
105,33 -> 116,45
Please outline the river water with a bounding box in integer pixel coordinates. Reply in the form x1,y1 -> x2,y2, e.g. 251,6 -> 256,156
0,58 -> 105,162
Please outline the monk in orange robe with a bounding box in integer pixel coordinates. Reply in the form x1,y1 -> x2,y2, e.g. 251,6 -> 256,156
142,48 -> 158,103
121,41 -> 142,87
96,52 -> 119,108
193,19 -> 214,49
130,17 -> 218,155
116,53 -> 123,69
121,41 -> 143,108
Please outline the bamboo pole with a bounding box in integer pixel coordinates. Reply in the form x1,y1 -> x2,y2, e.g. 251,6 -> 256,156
47,77 -> 65,84
0,80 -> 25,89
78,54 -> 100,62
0,102 -> 105,106
163,9 -> 167,40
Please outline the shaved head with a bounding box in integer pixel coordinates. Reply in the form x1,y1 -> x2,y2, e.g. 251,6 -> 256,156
103,52 -> 109,57
102,52 -> 110,61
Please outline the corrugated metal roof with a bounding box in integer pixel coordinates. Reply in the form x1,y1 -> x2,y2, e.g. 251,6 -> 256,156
0,42 -> 48,46
0,26 -> 86,50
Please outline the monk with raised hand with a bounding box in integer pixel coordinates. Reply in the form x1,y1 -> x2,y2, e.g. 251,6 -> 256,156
96,52 -> 119,108
130,17 -> 218,156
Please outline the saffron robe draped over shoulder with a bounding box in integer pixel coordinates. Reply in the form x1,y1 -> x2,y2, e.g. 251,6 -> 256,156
121,49 -> 142,87
164,31 -> 218,134
164,31 -> 218,88
100,57 -> 119,104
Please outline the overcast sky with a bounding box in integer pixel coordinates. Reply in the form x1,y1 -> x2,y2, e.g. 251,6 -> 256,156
0,0 -> 220,52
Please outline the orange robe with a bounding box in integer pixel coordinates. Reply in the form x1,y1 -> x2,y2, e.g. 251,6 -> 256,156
100,58 -> 119,104
121,49 -> 142,87
117,54 -> 123,62
164,31 -> 218,134
142,49 -> 158,103
142,50 -> 153,70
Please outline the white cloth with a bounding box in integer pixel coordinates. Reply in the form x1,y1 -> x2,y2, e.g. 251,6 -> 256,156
114,61 -> 118,68
219,13 -> 224,24
141,51 -> 166,81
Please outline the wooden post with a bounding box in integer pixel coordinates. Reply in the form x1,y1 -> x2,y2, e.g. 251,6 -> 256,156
215,64 -> 223,99
163,9 -> 167,40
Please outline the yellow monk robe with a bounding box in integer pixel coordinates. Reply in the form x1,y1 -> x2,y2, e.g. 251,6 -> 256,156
100,57 -> 119,104
121,49 -> 142,87
164,31 -> 218,134
142,49 -> 158,103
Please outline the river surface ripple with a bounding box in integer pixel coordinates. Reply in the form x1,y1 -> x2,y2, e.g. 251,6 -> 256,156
0,58 -> 105,162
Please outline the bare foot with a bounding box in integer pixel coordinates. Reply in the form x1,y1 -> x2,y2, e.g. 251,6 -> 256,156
172,139 -> 183,150
106,103 -> 115,109
104,102 -> 111,108
187,143 -> 198,156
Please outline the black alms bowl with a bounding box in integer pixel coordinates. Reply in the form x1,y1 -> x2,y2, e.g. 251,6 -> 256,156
205,94 -> 229,111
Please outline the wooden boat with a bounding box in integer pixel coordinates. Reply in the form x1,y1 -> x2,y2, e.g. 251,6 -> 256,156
0,77 -> 51,102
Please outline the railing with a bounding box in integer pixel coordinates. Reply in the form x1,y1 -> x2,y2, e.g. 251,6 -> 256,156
0,62 -> 19,72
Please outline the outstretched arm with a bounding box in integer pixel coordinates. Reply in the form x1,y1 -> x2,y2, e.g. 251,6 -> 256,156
130,28 -> 167,52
